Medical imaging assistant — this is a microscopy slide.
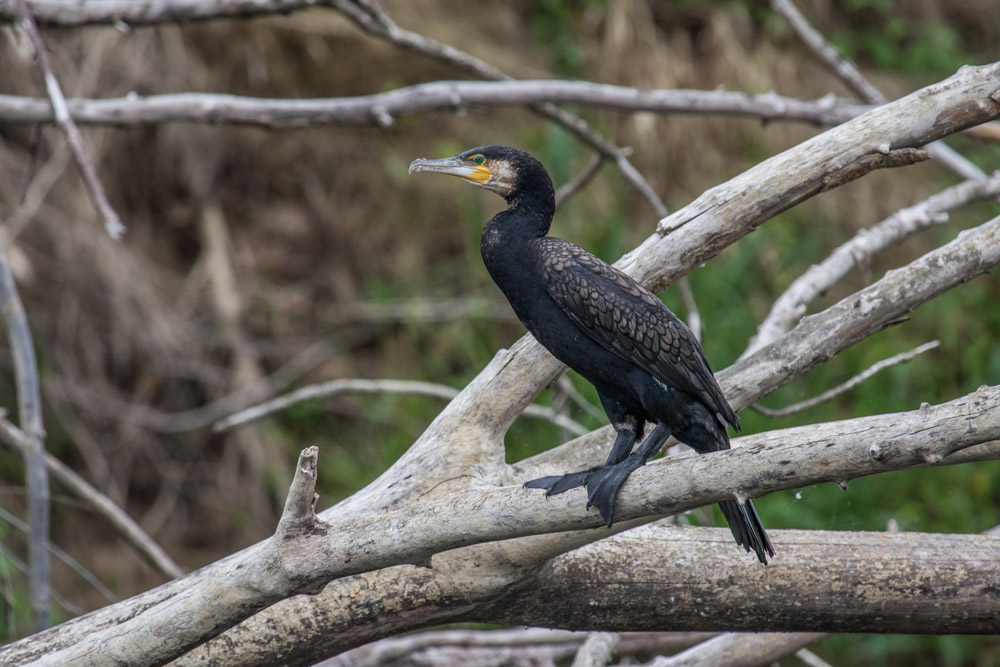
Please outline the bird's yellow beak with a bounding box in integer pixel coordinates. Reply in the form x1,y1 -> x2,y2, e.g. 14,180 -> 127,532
408,156 -> 492,184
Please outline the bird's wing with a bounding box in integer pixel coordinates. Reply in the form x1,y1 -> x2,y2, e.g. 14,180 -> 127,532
537,238 -> 739,430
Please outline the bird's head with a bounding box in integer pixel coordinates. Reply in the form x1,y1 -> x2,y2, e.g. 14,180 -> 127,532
409,145 -> 551,206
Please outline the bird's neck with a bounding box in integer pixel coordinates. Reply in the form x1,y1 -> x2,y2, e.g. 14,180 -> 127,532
480,172 -> 556,301
480,206 -> 551,301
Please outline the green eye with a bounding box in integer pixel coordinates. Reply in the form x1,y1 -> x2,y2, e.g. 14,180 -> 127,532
473,155 -> 485,165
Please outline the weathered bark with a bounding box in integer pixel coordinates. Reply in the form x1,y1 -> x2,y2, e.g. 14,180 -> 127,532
5,387 -> 999,666
479,527 -> 1000,634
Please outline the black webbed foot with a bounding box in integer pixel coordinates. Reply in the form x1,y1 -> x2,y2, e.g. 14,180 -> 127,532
524,466 -> 607,496
585,455 -> 647,527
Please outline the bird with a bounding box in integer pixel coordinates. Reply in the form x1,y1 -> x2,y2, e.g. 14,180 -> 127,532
409,145 -> 773,564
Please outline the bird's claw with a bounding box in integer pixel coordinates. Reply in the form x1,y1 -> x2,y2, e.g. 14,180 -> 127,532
524,466 -> 605,496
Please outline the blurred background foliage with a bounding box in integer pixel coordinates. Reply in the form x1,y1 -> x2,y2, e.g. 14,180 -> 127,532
1,0 -> 999,663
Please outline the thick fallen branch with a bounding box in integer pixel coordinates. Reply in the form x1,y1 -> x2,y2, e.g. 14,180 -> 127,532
638,62 -> 1000,294
6,384 -> 1000,666
0,83 -> 864,128
482,526 -> 1000,634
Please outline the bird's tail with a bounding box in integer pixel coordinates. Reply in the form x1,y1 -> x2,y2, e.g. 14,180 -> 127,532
718,498 -> 774,564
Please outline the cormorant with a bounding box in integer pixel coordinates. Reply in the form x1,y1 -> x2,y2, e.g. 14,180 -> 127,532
409,145 -> 773,564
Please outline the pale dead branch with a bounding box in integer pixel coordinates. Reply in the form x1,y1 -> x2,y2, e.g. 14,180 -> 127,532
0,232 -> 50,631
751,340 -> 940,418
746,170 -> 1000,356
0,82 -> 864,128
0,415 -> 185,580
650,631 -> 829,667
213,377 -> 590,437
771,0 -> 985,181
324,629 -> 713,667
6,380 -> 1000,665
571,632 -> 619,667
14,0 -> 126,238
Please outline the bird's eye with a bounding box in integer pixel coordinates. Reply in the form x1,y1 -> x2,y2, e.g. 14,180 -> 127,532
473,155 -> 485,165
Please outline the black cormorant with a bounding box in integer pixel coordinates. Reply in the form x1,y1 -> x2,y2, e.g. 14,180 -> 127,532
409,145 -> 773,564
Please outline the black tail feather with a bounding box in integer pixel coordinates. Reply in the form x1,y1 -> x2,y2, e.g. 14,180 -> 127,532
719,498 -> 774,564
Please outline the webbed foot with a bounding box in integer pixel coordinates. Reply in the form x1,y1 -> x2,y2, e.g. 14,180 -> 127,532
585,455 -> 646,527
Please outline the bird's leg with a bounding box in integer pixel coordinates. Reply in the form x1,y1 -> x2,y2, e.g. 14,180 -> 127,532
523,420 -> 640,496
586,422 -> 672,527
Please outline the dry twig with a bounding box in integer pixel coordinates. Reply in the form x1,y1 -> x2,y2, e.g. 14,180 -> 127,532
14,0 -> 126,238
752,341 -> 940,418
0,416 -> 184,580
213,377 -> 590,437
555,153 -> 606,208
0,506 -> 116,604
0,543 -> 85,616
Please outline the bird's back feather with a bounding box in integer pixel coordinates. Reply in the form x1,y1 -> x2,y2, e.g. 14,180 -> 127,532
536,237 -> 739,430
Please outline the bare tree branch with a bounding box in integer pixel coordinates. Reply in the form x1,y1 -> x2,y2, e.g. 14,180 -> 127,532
641,63 -> 1000,296
213,377 -> 590,437
555,153 -> 606,208
751,340 -> 940,418
5,383 -> 1000,666
771,0 -> 885,103
675,275 -> 703,343
0,0 -> 329,26
483,526 -> 1000,635
745,170 -> 1000,356
324,629 -> 714,667
14,0 -> 126,238
0,416 -> 184,580
335,0 -> 675,218
0,83 -> 864,128
0,233 -> 50,631
771,0 -> 986,182
572,632 -> 619,667
652,633 -> 827,667
0,506 -> 117,604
